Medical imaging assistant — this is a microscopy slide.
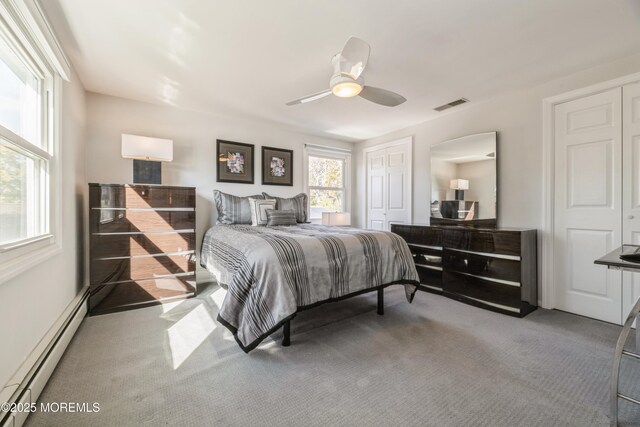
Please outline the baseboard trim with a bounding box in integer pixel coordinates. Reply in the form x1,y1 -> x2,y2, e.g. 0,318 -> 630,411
1,287 -> 89,427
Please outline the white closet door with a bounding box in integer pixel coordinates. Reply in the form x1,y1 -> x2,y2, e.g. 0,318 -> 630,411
623,82 -> 640,322
384,143 -> 411,228
554,87 -> 623,324
367,147 -> 387,230
366,140 -> 412,231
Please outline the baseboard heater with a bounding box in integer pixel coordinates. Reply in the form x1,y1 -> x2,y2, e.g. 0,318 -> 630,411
1,287 -> 89,427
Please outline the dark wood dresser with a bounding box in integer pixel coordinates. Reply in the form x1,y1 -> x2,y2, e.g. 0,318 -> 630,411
89,184 -> 196,315
391,224 -> 537,317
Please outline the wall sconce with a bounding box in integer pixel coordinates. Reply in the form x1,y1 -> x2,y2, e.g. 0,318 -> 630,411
450,179 -> 469,201
121,134 -> 173,184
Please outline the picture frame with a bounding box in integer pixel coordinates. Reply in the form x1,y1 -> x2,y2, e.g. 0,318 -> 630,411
216,139 -> 254,184
262,146 -> 293,186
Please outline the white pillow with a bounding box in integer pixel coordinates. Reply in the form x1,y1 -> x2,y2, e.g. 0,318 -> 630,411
249,198 -> 277,226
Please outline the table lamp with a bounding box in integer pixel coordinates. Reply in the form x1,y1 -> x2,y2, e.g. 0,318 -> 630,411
322,212 -> 351,226
450,179 -> 469,201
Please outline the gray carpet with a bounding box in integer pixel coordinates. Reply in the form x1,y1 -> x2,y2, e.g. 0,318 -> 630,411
25,283 -> 640,426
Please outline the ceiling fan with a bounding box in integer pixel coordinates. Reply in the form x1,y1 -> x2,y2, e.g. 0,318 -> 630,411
286,37 -> 406,107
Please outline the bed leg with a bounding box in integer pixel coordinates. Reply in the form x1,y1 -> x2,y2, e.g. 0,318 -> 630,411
377,288 -> 384,315
282,319 -> 290,347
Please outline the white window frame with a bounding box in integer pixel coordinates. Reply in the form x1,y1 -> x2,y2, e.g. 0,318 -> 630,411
0,0 -> 70,284
303,144 -> 352,223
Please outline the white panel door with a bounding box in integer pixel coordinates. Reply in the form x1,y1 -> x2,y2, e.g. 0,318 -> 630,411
623,82 -> 640,323
367,147 -> 387,230
385,143 -> 411,228
554,87 -> 623,324
366,141 -> 412,231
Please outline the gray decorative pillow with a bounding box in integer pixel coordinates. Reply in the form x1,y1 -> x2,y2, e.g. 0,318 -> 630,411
213,190 -> 265,224
266,209 -> 297,226
262,192 -> 308,223
249,198 -> 276,226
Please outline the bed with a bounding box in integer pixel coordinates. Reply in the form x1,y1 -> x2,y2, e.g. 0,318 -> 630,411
200,223 -> 420,353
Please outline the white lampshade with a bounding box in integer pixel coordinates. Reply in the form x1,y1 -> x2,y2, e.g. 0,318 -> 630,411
322,212 -> 351,226
121,134 -> 173,162
449,179 -> 469,190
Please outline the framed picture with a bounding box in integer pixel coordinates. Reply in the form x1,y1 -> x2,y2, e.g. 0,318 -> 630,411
262,146 -> 293,186
216,139 -> 254,184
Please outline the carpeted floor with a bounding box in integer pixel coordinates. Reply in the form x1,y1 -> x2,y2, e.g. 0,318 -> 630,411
24,283 -> 640,426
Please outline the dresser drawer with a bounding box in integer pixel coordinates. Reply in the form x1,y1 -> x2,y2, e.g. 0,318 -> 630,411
91,232 -> 195,259
89,275 -> 196,315
443,271 -> 521,311
90,253 -> 195,285
442,229 -> 522,257
124,186 -> 194,209
392,224 -> 442,247
90,209 -> 195,233
407,243 -> 442,265
443,249 -> 521,284
89,184 -> 195,209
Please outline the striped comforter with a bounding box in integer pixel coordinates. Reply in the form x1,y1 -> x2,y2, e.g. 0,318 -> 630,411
200,224 -> 419,352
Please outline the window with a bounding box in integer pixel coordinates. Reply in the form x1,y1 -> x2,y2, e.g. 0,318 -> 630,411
305,146 -> 351,223
0,0 -> 67,284
0,31 -> 51,249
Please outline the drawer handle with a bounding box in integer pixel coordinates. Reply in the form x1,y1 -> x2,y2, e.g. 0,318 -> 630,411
412,253 -> 442,264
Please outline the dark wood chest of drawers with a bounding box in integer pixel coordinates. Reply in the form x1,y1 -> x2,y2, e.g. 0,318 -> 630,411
391,224 -> 537,317
89,184 -> 196,315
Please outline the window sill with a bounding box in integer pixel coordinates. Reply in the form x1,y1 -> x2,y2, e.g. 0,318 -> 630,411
0,237 -> 61,285
0,234 -> 54,252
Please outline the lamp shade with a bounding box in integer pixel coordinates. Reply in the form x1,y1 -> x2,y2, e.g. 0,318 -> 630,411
322,212 -> 351,226
121,134 -> 173,162
449,179 -> 469,190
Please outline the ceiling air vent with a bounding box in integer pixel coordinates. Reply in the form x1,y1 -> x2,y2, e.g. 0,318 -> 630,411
434,98 -> 469,112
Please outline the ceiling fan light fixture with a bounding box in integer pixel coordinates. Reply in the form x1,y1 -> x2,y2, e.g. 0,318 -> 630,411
286,37 -> 405,107
331,81 -> 362,98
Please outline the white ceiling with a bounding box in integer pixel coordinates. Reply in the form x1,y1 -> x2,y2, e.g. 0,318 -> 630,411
42,0 -> 640,142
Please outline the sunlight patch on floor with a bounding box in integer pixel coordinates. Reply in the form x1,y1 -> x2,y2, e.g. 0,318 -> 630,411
160,299 -> 185,314
167,304 -> 216,369
210,287 -> 227,309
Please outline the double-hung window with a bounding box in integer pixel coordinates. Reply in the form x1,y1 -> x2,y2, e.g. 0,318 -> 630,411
305,146 -> 351,223
0,0 -> 63,281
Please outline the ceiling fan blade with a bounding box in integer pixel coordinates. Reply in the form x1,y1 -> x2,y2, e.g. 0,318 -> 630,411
285,89 -> 332,106
340,37 -> 370,79
359,86 -> 406,107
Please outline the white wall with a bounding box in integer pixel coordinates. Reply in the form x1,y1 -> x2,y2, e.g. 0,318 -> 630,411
85,93 -> 353,260
430,158 -> 457,203
353,52 -> 640,230
457,159 -> 496,219
0,69 -> 86,389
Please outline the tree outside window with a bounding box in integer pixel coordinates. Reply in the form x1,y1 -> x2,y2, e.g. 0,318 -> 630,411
308,156 -> 346,221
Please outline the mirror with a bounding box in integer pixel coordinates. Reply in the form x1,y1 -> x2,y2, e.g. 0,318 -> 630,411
430,131 -> 497,227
